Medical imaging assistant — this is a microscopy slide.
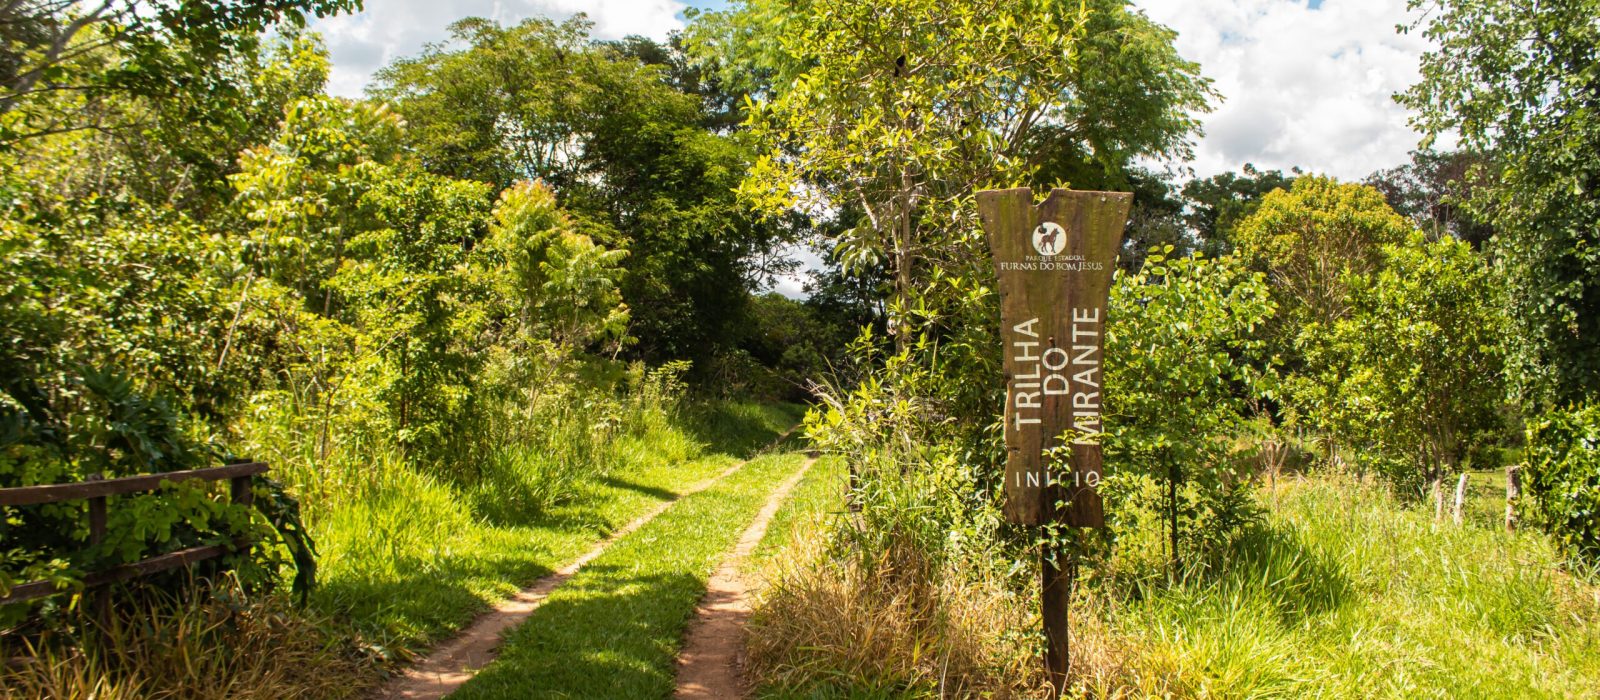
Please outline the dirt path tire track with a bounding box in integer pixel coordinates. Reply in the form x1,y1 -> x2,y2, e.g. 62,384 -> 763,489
673,455 -> 818,700
378,430 -> 800,700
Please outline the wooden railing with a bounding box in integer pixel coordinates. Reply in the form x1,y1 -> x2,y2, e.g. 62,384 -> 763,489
0,462 -> 269,605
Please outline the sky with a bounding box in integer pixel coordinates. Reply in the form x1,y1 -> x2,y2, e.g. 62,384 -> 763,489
308,0 -> 1437,296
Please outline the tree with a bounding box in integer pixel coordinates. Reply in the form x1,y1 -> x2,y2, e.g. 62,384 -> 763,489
696,0 -> 1214,350
1524,404 -> 1600,565
478,180 -> 630,368
1233,176 -> 1412,329
1232,176 -> 1415,456
1332,234 -> 1507,492
232,95 -> 496,465
372,17 -> 789,373
1116,169 -> 1191,272
1399,0 -> 1600,409
0,0 -> 357,147
1103,250 -> 1276,571
1180,163 -> 1299,257
1364,149 -> 1496,248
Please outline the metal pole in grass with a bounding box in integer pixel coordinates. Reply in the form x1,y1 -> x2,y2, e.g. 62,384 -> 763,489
979,187 -> 1129,698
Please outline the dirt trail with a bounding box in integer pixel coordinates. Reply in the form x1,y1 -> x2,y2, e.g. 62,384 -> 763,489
378,431 -> 798,700
673,455 -> 818,700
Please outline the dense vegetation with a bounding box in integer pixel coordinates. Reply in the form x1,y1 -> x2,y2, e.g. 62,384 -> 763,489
1,0 -> 1597,698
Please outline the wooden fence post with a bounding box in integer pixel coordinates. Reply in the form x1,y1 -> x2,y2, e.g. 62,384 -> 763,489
86,473 -> 108,624
1506,464 -> 1521,531
1432,478 -> 1443,521
1452,473 -> 1469,525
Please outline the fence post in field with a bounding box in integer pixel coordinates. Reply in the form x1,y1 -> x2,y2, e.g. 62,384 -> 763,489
1433,478 -> 1443,521
1506,464 -> 1521,531
87,473 -> 109,623
1452,473 -> 1469,525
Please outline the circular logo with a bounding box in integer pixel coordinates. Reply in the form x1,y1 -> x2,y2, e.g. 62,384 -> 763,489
1032,221 -> 1066,257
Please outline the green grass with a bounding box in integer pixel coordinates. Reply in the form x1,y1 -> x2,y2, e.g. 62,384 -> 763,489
1103,473 -> 1600,698
450,450 -> 813,699
308,401 -> 800,655
750,455 -> 848,569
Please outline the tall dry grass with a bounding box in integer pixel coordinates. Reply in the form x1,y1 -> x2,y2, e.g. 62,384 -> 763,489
747,516 -> 1050,698
1,575 -> 378,699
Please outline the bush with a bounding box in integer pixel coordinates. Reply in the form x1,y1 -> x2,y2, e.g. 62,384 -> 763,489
1101,251 -> 1276,570
1524,403 -> 1600,566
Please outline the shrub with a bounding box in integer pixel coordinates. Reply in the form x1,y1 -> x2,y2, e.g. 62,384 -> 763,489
1524,403 -> 1600,566
1101,251 -> 1276,571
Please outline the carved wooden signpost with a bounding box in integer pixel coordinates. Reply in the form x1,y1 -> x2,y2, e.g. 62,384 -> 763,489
977,187 -> 1130,697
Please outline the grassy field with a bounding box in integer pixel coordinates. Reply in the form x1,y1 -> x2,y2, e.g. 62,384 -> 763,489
750,455 -> 848,568
451,450 -> 815,699
744,468 -> 1600,699
310,401 -> 805,656
1077,472 -> 1600,699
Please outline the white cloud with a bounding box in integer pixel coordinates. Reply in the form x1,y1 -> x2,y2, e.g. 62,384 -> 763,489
310,0 -> 688,98
1134,0 -> 1434,179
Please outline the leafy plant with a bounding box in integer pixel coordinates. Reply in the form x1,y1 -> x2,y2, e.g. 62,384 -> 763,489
1524,403 -> 1600,565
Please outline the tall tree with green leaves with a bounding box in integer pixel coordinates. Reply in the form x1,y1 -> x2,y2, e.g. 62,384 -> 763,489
1180,163 -> 1300,257
1332,234 -> 1507,492
1232,176 -> 1415,454
1364,149 -> 1496,248
371,17 -> 789,372
694,0 -> 1214,350
1399,0 -> 1600,409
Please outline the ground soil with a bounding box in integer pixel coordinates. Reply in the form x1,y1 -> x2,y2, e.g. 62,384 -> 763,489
672,456 -> 818,700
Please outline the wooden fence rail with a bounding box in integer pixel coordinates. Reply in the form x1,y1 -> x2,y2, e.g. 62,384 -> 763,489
0,462 -> 269,605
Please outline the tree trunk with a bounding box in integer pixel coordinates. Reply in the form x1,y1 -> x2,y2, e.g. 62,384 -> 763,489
893,189 -> 913,352
1167,452 -> 1180,579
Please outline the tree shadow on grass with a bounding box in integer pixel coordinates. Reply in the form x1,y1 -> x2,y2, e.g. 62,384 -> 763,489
314,539 -> 561,649
1213,521 -> 1354,625
682,402 -> 807,459
452,566 -> 707,700
594,474 -> 679,502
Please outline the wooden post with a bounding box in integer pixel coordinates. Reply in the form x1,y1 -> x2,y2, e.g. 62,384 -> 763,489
1506,464 -> 1521,531
230,474 -> 255,508
1041,537 -> 1071,692
86,473 -> 108,625
979,188 -> 1128,699
1452,473 -> 1469,525
1432,478 -> 1443,521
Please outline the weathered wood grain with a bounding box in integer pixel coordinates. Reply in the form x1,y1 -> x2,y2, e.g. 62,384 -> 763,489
978,188 -> 1129,527
0,462 -> 268,506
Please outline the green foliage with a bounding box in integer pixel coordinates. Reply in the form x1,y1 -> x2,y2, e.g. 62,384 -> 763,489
1400,0 -> 1600,409
728,292 -> 859,401
232,93 -> 500,467
479,181 -> 630,360
1329,234 -> 1507,488
1233,175 -> 1413,329
371,17 -> 786,372
1101,251 -> 1276,565
1233,176 -> 1512,492
1180,163 -> 1300,257
1524,403 -> 1600,565
1364,149 -> 1496,247
0,0 -> 359,149
704,0 -> 1213,347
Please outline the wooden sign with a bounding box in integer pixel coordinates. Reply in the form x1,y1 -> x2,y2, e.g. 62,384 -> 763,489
977,188 -> 1130,527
